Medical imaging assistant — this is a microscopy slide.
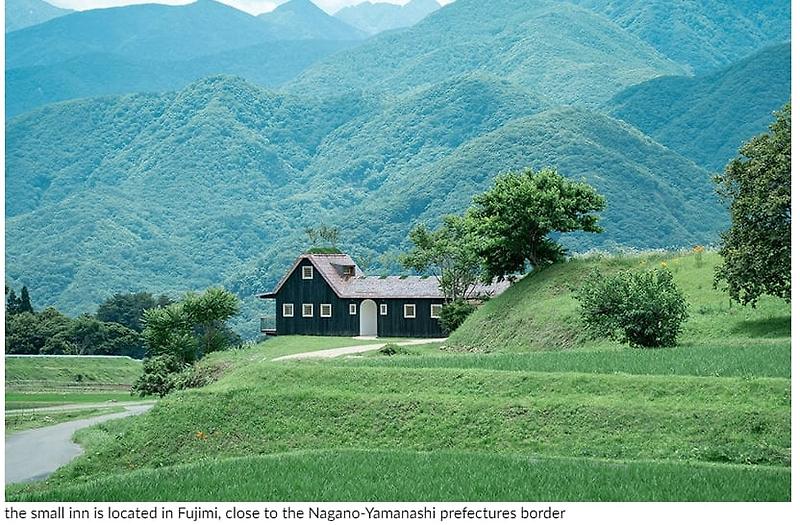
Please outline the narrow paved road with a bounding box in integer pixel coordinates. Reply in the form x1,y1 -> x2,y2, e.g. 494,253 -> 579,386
272,338 -> 446,361
5,403 -> 153,484
6,400 -> 152,415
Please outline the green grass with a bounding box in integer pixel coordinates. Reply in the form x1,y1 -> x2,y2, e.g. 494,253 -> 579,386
7,450 -> 789,502
446,252 -> 790,352
5,355 -> 142,392
338,341 -> 790,378
5,392 -> 139,410
6,252 -> 790,502
6,407 -> 125,434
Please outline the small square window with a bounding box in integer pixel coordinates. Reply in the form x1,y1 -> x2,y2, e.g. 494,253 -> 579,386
321,304 -> 332,318
302,266 -> 313,280
431,304 -> 443,319
349,304 -> 357,315
282,304 -> 294,317
380,304 -> 388,316
404,304 -> 416,318
302,304 -> 314,317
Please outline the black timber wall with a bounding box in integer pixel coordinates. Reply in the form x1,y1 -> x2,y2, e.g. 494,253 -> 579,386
273,262 -> 446,338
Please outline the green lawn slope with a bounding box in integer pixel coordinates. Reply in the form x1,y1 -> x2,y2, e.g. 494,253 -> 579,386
6,252 -> 790,501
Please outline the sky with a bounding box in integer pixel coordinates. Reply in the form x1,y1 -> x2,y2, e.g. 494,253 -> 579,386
45,0 -> 450,16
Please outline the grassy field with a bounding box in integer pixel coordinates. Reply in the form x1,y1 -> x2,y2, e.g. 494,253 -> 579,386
6,252 -> 791,501
6,407 -> 125,434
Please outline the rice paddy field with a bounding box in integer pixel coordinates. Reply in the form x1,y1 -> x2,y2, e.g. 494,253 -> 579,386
5,252 -> 791,501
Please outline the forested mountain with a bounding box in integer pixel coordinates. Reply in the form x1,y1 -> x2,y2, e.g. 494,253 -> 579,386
290,0 -> 687,107
5,1 -> 279,69
6,40 -> 357,117
570,0 -> 790,74
5,0 -> 72,33
6,75 -> 723,321
610,44 -> 791,170
335,0 -> 440,35
259,0 -> 366,40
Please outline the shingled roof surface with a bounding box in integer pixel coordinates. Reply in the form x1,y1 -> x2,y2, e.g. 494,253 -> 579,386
259,253 -> 512,299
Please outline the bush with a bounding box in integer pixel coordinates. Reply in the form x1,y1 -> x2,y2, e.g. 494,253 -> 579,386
575,268 -> 689,348
378,343 -> 402,356
131,354 -> 188,398
439,299 -> 478,335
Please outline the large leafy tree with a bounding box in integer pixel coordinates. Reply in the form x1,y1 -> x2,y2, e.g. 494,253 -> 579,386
96,292 -> 172,332
401,215 -> 483,301
469,167 -> 606,280
714,104 -> 791,306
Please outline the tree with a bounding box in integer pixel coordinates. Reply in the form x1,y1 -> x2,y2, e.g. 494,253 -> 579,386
18,286 -> 34,314
182,287 -> 240,357
96,292 -> 172,332
401,215 -> 483,301
714,104 -> 791,306
468,167 -> 606,280
6,288 -> 21,316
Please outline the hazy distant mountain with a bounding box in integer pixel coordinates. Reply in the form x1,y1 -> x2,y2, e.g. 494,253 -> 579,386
6,40 -> 358,117
5,0 -> 72,32
335,0 -> 440,35
260,0 -> 366,40
291,0 -> 687,107
570,0 -> 791,73
610,43 -> 791,170
6,0 -> 283,69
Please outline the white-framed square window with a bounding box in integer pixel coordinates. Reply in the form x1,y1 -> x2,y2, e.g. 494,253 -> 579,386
321,304 -> 332,318
301,266 -> 314,280
302,304 -> 314,317
282,303 -> 294,317
349,303 -> 357,315
431,304 -> 443,319
404,304 -> 416,319
380,304 -> 388,316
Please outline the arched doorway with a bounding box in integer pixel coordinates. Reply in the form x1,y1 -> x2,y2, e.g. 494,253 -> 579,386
359,299 -> 378,337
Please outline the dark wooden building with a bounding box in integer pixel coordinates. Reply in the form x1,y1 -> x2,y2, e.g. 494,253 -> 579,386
258,253 -> 511,338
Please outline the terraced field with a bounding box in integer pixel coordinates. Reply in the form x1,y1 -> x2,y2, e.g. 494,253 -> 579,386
6,252 -> 791,501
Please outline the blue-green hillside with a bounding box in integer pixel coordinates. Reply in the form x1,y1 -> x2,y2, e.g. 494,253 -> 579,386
290,0 -> 687,106
335,0 -> 440,35
5,0 -> 72,33
610,44 -> 790,170
570,0 -> 790,74
259,0 -> 366,40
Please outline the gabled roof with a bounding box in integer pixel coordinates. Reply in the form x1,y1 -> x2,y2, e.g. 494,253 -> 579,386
257,252 -> 512,300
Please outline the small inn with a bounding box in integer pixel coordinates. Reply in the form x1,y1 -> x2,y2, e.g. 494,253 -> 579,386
258,253 -> 511,338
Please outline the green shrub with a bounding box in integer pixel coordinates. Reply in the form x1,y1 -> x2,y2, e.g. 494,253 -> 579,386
131,354 -> 188,398
575,268 -> 689,347
378,343 -> 402,356
439,299 -> 478,335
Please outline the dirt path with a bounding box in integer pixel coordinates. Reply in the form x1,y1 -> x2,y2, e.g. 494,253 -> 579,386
272,338 -> 446,361
5,403 -> 153,484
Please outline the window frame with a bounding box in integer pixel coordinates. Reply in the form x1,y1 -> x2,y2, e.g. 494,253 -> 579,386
380,304 -> 388,316
320,304 -> 332,318
430,304 -> 443,319
302,303 -> 314,318
404,304 -> 417,319
282,303 -> 294,318
301,266 -> 314,280
349,303 -> 357,315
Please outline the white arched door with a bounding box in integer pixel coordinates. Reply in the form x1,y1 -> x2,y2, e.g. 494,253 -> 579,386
359,300 -> 378,337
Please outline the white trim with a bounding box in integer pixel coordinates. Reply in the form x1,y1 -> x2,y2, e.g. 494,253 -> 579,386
302,304 -> 314,317
404,304 -> 416,319
349,303 -> 357,315
282,303 -> 294,318
321,304 -> 332,318
430,304 -> 443,319
301,266 -> 314,280
380,304 -> 388,316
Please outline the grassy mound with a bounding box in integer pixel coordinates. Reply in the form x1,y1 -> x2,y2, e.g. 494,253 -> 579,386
5,355 -> 142,390
9,450 -> 789,502
446,251 -> 790,352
